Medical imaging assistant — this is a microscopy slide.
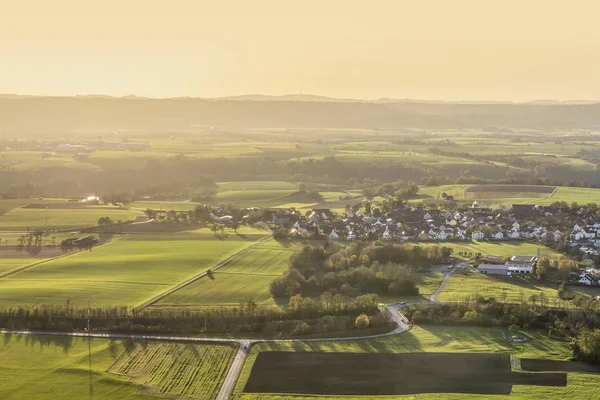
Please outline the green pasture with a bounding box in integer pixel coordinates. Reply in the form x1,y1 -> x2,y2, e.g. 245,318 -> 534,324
155,240 -> 297,308
234,325 -> 595,400
0,151 -> 100,172
436,269 -> 562,305
413,184 -> 600,207
0,334 -> 232,400
438,241 -> 561,260
0,235 -> 260,308
0,206 -> 144,230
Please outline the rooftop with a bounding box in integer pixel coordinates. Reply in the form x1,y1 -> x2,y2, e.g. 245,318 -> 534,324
510,255 -> 537,263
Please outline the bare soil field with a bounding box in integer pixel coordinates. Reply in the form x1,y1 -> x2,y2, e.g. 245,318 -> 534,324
243,352 -> 565,396
465,185 -> 556,193
521,359 -> 600,373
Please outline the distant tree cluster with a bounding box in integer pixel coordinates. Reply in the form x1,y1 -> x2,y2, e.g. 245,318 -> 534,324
270,243 -> 453,299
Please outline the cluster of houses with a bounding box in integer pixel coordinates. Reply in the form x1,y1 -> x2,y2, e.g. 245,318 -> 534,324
264,202 -> 576,245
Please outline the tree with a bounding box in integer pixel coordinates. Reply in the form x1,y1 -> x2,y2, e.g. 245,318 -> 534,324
361,188 -> 375,200
539,292 -> 548,308
500,290 -> 508,305
355,314 -> 370,329
528,294 -> 538,309
572,328 -> 600,363
536,256 -> 550,281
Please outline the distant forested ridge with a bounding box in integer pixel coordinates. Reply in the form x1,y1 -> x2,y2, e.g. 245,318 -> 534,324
3,97 -> 600,134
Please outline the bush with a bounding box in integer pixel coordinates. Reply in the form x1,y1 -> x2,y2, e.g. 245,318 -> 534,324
355,313 -> 371,329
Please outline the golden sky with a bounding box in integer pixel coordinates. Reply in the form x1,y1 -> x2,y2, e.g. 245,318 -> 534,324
2,0 -> 600,101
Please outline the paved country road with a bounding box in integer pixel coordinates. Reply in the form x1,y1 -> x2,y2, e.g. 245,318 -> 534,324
1,258 -> 468,399
0,301 -> 412,400
430,261 -> 470,303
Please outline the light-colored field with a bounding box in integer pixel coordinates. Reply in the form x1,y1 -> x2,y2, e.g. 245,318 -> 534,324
0,334 -> 147,400
413,184 -> 600,207
0,206 -> 144,230
110,342 -> 235,399
0,235 -> 260,307
234,325 -> 594,400
438,241 -> 561,259
436,269 -> 561,304
155,240 -> 297,308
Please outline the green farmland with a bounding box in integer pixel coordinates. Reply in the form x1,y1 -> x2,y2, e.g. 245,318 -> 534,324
0,334 -> 233,400
412,184 -> 600,208
155,239 -> 297,308
234,325 -> 597,400
0,233 -> 263,308
436,269 -> 562,304
440,241 -> 561,260
0,204 -> 144,231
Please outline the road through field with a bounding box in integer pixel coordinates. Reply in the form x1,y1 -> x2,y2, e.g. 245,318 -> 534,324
0,234 -> 131,280
430,261 -> 469,303
0,258 -> 470,399
0,301 -> 412,400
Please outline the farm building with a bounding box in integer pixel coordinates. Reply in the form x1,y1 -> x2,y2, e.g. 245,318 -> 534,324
478,264 -> 508,276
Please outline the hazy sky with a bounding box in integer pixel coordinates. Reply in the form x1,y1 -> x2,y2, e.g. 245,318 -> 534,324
3,0 -> 600,101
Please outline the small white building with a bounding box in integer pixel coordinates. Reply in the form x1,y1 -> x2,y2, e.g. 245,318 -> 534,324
472,231 -> 485,241
578,274 -> 595,286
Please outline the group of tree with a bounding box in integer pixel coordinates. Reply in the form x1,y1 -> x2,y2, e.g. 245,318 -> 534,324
403,295 -> 600,364
270,243 -> 452,300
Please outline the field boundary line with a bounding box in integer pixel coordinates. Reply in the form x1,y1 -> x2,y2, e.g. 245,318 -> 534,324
0,234 -> 130,280
136,236 -> 273,310
548,186 -> 559,199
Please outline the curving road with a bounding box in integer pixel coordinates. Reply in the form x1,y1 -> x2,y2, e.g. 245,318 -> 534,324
1,259 -> 471,400
0,302 -> 412,400
430,261 -> 469,303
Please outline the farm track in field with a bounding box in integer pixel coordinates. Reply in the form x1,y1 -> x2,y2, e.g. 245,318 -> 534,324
0,234 -> 131,280
136,236 -> 273,310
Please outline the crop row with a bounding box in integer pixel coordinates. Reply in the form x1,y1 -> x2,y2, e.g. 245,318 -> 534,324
109,343 -> 236,399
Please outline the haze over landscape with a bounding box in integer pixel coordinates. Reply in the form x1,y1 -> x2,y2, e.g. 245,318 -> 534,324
5,2 -> 600,400
4,0 -> 600,101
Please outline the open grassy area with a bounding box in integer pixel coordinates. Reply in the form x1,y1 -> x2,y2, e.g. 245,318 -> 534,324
154,240 -> 298,308
440,241 -> 561,260
0,334 -> 146,400
437,269 -> 561,304
0,333 -> 233,400
0,206 -> 144,230
234,325 -> 596,400
411,184 -> 600,208
0,234 -> 262,308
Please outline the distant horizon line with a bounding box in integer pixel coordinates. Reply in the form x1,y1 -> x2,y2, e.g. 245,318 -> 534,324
1,92 -> 600,105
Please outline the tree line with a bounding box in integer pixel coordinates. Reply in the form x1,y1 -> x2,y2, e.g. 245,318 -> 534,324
0,294 -> 389,337
404,299 -> 600,365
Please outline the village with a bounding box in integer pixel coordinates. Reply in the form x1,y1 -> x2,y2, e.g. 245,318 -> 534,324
217,201 -> 600,288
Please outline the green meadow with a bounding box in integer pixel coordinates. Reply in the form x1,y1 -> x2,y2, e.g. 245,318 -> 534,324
0,205 -> 144,231
155,240 -> 298,308
234,325 -> 596,400
0,233 -> 262,308
0,333 -> 232,400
